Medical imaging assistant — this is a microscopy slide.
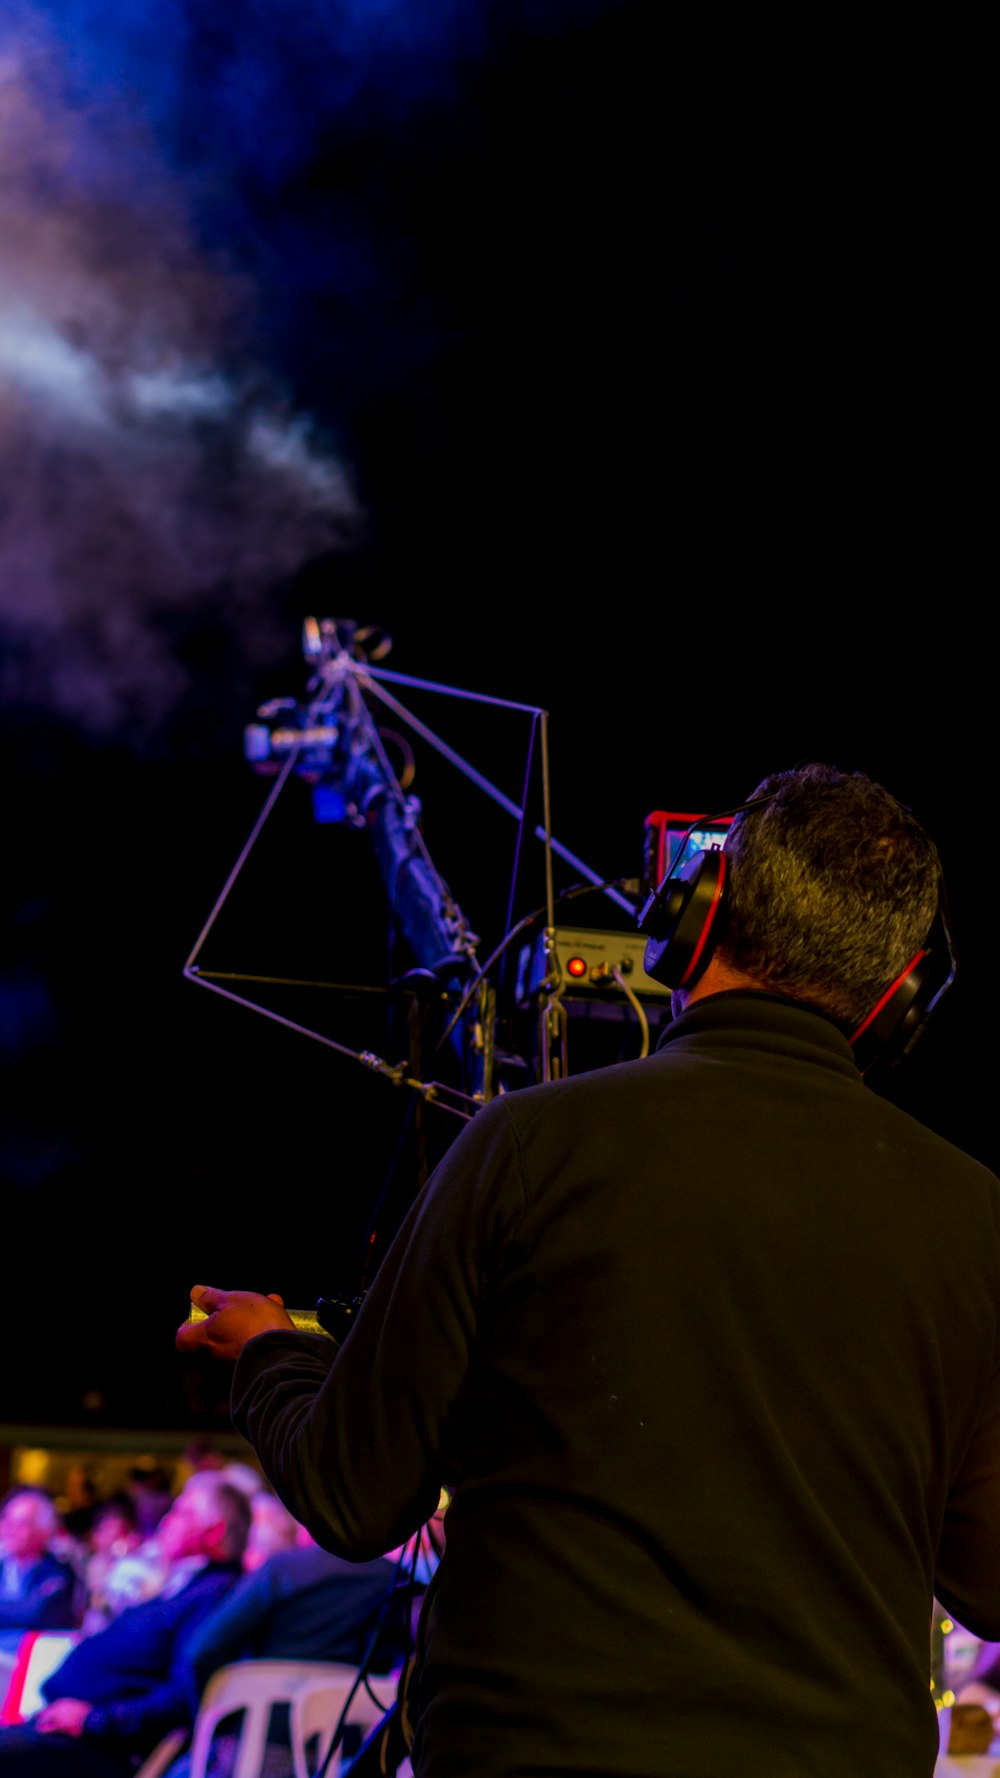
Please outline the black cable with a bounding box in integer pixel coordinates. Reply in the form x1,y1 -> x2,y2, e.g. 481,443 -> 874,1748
315,1531 -> 426,1778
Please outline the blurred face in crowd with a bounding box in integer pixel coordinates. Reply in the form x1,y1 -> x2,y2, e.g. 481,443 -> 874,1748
155,1480 -> 226,1564
90,1505 -> 139,1558
0,1493 -> 57,1562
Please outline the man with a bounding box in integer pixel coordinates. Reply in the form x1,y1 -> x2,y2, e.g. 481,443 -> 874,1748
183,1525 -> 409,1690
0,1488 -> 79,1632
0,1473 -> 251,1775
153,1524 -> 411,1778
176,763 -> 1000,1778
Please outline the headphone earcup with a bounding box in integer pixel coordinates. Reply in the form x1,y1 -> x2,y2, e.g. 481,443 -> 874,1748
850,910 -> 956,1077
638,850 -> 727,991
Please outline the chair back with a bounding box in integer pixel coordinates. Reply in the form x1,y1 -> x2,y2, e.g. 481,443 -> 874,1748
185,1659 -> 384,1778
292,1667 -> 399,1777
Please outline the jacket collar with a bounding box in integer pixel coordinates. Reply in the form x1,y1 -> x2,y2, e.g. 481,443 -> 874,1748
654,989 -> 860,1078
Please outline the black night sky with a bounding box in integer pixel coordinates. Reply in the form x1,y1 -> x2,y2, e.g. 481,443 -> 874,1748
0,3 -> 991,1436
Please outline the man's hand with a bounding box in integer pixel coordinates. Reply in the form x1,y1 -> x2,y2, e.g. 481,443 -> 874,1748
175,1284 -> 294,1362
35,1698 -> 91,1737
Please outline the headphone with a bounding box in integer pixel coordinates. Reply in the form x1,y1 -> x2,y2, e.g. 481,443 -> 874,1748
636,799 -> 957,1078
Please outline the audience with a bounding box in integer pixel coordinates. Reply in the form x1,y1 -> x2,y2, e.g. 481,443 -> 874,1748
162,1508 -> 416,1778
0,1470 -> 441,1778
186,1523 -> 408,1689
79,1493 -> 146,1635
80,1470 -> 257,1625
0,1471 -> 251,1776
0,1489 -> 79,1633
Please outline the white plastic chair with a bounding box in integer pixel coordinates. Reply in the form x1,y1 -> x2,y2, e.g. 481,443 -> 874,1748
292,1667 -> 399,1777
183,1659 -> 394,1778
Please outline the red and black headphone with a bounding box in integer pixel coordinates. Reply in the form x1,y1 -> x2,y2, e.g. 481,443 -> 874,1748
636,799 -> 957,1078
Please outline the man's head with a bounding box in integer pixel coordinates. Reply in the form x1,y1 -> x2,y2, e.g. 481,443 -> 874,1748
705,762 -> 941,1029
0,1487 -> 61,1562
155,1474 -> 252,1567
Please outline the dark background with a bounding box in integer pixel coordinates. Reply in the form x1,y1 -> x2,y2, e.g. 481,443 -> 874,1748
0,3 -> 990,1434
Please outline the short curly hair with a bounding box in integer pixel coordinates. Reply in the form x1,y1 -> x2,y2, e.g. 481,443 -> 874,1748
717,763 -> 941,1028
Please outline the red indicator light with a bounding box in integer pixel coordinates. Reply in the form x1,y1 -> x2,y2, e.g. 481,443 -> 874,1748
567,956 -> 587,978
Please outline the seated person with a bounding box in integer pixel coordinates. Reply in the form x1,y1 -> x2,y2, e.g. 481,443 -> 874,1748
0,1472 -> 251,1776
184,1525 -> 409,1690
79,1494 -> 146,1635
86,1477 -> 244,1628
160,1522 -> 412,1778
0,1488 -> 79,1632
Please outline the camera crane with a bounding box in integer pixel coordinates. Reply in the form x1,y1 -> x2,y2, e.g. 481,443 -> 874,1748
183,617 -> 641,1124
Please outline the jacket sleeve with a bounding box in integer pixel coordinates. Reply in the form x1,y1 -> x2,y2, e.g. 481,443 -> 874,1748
0,1558 -> 78,1629
82,1577 -> 236,1749
231,1093 -> 526,1559
935,1395 -> 1000,1641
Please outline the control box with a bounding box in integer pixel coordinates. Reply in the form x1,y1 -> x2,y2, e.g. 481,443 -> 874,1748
516,925 -> 673,1003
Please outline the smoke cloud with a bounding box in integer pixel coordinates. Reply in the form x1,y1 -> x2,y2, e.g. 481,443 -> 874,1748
0,0 -> 624,744
0,13 -> 361,744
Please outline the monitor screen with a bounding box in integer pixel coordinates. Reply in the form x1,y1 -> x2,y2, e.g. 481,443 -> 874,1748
643,810 -> 733,891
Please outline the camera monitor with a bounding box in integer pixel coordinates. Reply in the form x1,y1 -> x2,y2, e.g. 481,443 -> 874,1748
643,810 -> 734,894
